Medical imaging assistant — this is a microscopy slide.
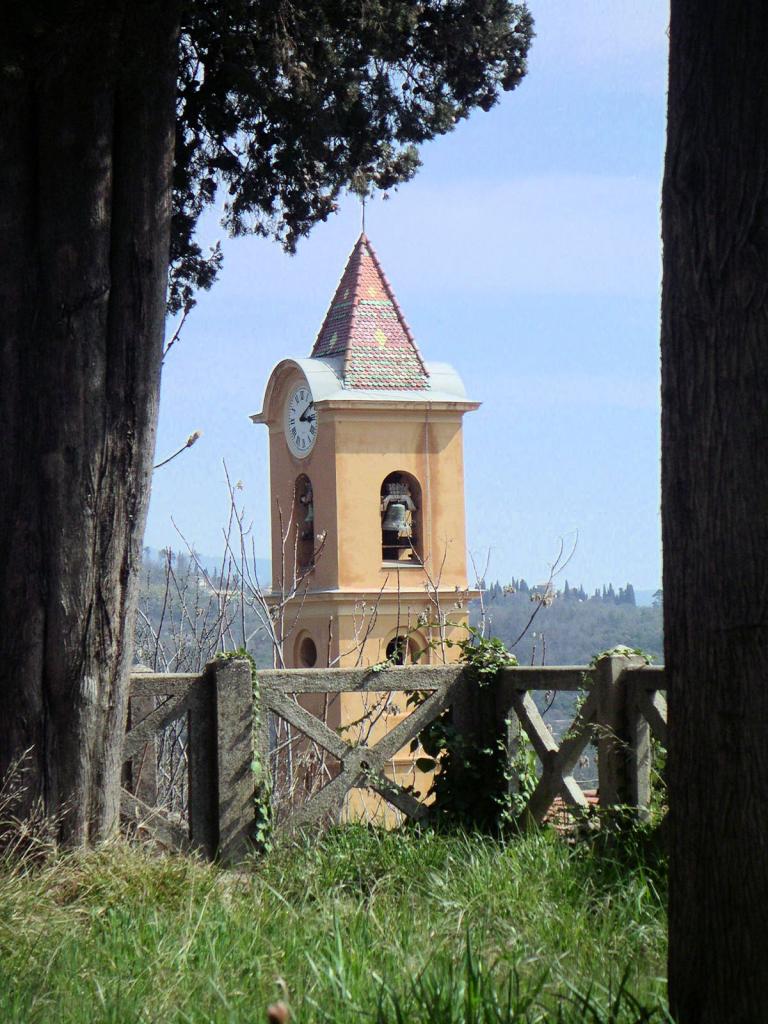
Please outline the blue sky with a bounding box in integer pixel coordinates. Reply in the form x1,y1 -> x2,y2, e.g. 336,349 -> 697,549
146,1 -> 669,593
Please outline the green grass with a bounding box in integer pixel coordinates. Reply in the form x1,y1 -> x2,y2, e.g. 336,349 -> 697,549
0,827 -> 668,1023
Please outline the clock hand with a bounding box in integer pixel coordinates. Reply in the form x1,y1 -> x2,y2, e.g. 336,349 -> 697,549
299,402 -> 315,423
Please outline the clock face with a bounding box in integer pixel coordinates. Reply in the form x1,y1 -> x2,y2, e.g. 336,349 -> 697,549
284,382 -> 317,458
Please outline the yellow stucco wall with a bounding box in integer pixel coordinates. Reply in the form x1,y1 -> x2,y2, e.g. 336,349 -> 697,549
332,407 -> 469,591
265,369 -> 471,598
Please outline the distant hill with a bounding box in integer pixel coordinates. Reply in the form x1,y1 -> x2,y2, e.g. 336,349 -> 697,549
136,551 -> 661,673
473,581 -> 663,666
142,546 -> 271,584
135,549 -> 275,671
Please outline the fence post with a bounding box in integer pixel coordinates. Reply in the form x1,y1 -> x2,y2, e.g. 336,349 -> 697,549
493,671 -> 523,808
126,664 -> 157,807
451,669 -> 515,828
254,670 -> 272,832
626,675 -> 652,822
594,653 -> 647,811
211,658 -> 255,863
188,665 -> 218,858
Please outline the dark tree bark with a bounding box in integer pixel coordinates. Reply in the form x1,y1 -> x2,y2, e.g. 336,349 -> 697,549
663,3 -> 768,1020
0,3 -> 179,844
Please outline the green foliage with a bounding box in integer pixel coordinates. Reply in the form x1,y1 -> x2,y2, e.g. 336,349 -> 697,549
0,828 -> 668,1022
418,713 -> 504,830
508,731 -> 539,818
415,628 -> 536,831
649,738 -> 668,823
587,645 -> 654,670
447,625 -> 518,684
170,0 -> 535,310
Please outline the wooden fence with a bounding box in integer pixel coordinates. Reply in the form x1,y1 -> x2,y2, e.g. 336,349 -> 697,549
121,658 -> 254,862
121,654 -> 667,859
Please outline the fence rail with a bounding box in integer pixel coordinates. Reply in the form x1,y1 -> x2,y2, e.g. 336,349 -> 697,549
258,656 -> 667,833
258,666 -> 465,830
122,655 -> 667,858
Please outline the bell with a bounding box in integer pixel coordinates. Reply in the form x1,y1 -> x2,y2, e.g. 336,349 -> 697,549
382,501 -> 410,535
303,502 -> 314,525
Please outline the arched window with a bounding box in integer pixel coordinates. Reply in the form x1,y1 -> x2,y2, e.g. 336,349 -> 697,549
385,634 -> 424,666
293,474 -> 314,573
380,471 -> 422,564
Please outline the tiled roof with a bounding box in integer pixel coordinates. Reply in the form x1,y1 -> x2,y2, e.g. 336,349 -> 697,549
310,234 -> 429,390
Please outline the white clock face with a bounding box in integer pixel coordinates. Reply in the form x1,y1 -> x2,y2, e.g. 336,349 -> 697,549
284,382 -> 317,458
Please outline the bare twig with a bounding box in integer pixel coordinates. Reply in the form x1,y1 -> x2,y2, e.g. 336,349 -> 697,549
154,430 -> 202,470
163,306 -> 190,360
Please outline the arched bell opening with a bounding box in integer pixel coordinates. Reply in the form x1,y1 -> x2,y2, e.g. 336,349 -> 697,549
293,474 -> 315,574
380,471 -> 422,564
385,633 -> 424,666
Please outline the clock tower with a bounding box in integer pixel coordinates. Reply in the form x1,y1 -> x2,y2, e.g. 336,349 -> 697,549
251,234 -> 478,809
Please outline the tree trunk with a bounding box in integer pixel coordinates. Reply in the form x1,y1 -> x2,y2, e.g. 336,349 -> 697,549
0,3 -> 179,844
663,3 -> 768,1020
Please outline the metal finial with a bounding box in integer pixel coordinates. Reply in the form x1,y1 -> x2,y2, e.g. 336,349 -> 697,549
361,195 -> 366,235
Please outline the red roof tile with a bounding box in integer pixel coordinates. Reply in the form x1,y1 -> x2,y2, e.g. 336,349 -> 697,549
311,234 -> 429,390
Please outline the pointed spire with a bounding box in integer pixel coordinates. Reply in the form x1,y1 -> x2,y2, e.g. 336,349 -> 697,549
311,234 -> 429,390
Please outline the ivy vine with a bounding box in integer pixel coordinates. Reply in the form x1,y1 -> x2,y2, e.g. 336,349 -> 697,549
411,627 -> 537,832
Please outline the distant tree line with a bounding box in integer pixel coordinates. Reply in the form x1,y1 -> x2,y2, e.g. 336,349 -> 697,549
484,578 -> 638,606
474,580 -> 663,666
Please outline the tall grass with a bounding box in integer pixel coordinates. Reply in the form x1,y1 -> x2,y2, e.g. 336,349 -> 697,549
0,827 -> 668,1023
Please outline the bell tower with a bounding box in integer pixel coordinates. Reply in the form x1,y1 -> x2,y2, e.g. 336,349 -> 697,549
252,234 -> 479,672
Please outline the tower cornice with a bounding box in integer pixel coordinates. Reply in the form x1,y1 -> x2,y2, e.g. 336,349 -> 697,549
251,356 -> 478,425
